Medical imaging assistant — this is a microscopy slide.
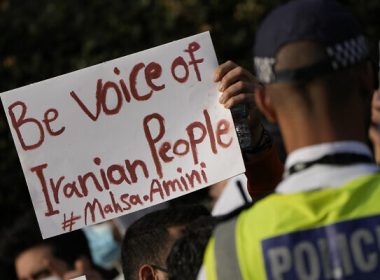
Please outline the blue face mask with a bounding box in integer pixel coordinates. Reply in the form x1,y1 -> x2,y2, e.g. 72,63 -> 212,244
83,222 -> 121,269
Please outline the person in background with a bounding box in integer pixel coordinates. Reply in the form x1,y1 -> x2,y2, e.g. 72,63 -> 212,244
201,0 -> 380,279
166,216 -> 218,280
121,204 -> 209,280
82,220 -> 123,278
82,204 -> 169,279
0,212 -> 118,280
166,202 -> 254,280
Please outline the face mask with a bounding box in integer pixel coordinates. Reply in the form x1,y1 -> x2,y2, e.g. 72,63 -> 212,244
83,222 -> 121,269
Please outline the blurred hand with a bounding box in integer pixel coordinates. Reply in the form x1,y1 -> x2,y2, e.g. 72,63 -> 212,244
369,90 -> 380,164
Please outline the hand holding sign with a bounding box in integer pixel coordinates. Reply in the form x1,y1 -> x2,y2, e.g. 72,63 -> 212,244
1,32 -> 245,238
214,60 -> 257,109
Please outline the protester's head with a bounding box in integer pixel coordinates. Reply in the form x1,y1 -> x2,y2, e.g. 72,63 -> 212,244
121,204 -> 210,280
253,0 -> 373,152
166,216 -> 218,280
0,212 -> 96,280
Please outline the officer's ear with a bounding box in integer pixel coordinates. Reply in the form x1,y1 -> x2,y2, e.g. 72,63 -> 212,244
138,264 -> 156,280
255,85 -> 277,123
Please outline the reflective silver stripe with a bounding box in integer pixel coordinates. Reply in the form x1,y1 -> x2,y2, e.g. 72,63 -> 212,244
214,217 -> 243,280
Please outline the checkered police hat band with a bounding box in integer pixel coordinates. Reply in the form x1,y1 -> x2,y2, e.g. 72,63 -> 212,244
254,35 -> 369,84
254,57 -> 275,84
326,35 -> 369,70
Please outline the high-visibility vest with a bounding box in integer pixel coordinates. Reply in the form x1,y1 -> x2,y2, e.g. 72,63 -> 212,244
203,173 -> 380,280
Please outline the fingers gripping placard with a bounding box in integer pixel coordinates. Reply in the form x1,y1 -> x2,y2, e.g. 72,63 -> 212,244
1,32 -> 244,238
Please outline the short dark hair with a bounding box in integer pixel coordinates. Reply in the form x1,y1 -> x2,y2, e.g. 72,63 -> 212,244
121,204 -> 209,280
167,216 -> 218,280
0,212 -> 93,277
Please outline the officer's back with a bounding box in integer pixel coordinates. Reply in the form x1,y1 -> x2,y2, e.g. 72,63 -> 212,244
201,0 -> 380,279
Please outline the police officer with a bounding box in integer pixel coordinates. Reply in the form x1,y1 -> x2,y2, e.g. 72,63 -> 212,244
200,0 -> 380,279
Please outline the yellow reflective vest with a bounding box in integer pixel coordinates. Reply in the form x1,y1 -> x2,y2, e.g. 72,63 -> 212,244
203,173 -> 380,280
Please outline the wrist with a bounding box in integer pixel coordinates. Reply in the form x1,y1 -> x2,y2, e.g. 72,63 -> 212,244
244,126 -> 273,156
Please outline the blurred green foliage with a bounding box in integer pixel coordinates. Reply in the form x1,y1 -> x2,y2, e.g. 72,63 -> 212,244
0,0 -> 380,233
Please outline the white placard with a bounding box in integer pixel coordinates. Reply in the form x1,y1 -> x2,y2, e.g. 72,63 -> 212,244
70,276 -> 86,280
1,32 -> 245,238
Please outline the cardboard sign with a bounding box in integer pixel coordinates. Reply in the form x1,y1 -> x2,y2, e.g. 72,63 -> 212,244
1,32 -> 245,238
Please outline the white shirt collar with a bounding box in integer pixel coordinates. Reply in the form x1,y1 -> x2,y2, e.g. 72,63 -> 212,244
285,141 -> 373,169
276,141 -> 379,194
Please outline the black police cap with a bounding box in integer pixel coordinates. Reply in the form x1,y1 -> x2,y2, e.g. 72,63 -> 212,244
253,0 -> 369,84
